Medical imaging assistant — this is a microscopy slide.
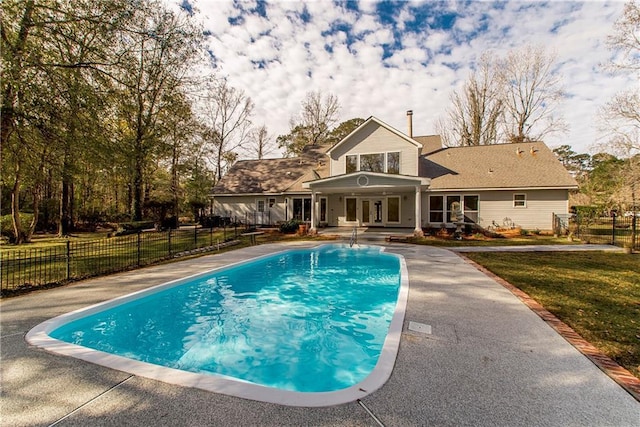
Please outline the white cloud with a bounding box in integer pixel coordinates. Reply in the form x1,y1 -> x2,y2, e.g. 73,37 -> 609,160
186,0 -> 635,156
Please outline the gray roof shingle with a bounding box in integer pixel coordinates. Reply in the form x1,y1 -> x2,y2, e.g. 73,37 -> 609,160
422,142 -> 578,190
212,145 -> 329,195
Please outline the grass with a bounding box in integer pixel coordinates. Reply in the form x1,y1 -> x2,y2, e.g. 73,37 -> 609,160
463,251 -> 640,379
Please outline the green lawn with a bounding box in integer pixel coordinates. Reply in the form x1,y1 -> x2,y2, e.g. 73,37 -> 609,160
463,251 -> 640,379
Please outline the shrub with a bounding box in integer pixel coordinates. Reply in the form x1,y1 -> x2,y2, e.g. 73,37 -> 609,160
279,219 -> 302,234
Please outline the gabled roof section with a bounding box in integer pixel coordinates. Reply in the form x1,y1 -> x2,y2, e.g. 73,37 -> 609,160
212,145 -> 329,195
421,142 -> 578,190
413,135 -> 443,155
326,116 -> 423,156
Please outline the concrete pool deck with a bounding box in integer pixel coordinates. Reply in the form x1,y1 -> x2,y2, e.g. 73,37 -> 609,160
1,242 -> 638,426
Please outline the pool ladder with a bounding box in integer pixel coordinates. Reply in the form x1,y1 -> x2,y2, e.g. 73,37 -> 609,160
349,226 -> 357,247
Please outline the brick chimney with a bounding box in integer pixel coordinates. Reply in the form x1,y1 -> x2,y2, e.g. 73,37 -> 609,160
407,110 -> 413,138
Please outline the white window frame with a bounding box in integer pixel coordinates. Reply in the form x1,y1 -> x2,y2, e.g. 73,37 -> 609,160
344,151 -> 402,174
514,193 -> 527,208
429,194 -> 481,224
319,197 -> 328,223
386,196 -> 401,224
256,199 -> 265,213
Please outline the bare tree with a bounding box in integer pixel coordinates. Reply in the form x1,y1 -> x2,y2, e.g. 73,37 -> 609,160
497,45 -> 568,143
201,78 -> 254,180
277,91 -> 341,156
606,0 -> 640,73
437,54 -> 503,146
598,1 -> 640,214
300,91 -> 341,145
248,124 -> 276,159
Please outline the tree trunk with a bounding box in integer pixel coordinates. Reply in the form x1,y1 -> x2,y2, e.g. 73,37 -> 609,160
10,164 -> 24,244
133,151 -> 144,221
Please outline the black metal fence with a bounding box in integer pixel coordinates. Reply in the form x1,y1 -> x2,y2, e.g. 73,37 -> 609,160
559,213 -> 639,249
1,226 -> 245,295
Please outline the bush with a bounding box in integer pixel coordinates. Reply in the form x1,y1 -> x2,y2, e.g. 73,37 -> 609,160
115,221 -> 155,235
279,219 -> 302,234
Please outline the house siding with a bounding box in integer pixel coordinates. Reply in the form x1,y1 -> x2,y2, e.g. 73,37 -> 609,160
478,189 -> 569,230
213,196 -> 287,224
330,122 -> 419,176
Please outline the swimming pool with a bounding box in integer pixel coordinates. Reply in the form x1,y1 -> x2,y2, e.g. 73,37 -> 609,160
27,244 -> 409,406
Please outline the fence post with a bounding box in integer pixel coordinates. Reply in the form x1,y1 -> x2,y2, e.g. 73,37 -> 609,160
194,225 -> 198,248
612,213 -> 616,245
137,231 -> 141,267
210,224 -> 213,247
168,228 -> 172,256
66,240 -> 71,280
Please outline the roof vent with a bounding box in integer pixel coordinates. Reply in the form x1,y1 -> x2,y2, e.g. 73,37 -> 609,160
516,148 -> 524,157
530,146 -> 538,156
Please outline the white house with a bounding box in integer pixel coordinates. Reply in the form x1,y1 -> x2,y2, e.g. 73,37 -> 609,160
211,112 -> 578,234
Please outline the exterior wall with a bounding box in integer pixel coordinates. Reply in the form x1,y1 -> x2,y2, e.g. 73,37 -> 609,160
477,189 -> 569,230
212,195 -> 287,225
425,189 -> 570,231
329,122 -> 420,176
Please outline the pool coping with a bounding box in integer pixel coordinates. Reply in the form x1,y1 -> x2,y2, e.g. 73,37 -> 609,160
25,243 -> 410,407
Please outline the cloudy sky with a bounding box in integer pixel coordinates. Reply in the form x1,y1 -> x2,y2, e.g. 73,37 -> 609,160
179,0 -> 634,157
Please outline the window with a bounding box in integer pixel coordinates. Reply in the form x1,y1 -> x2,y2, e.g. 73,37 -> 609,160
346,198 -> 357,221
346,155 -> 357,174
387,197 -> 400,223
514,194 -> 526,208
293,198 -> 312,221
387,152 -> 400,174
256,200 -> 265,213
429,196 -> 444,223
268,198 -> 276,208
320,198 -> 327,222
447,195 -> 462,222
360,153 -> 385,173
463,195 -> 479,223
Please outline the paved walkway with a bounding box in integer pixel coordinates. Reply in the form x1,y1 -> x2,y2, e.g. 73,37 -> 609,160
1,242 -> 638,426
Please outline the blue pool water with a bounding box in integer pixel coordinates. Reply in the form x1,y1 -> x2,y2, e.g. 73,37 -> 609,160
50,244 -> 402,393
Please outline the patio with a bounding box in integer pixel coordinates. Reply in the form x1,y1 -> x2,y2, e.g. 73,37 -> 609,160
1,242 -> 638,426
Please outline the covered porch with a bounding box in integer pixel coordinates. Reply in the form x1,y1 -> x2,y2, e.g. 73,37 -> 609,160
303,172 -> 430,235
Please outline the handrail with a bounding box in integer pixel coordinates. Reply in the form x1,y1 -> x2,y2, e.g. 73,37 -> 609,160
349,226 -> 357,247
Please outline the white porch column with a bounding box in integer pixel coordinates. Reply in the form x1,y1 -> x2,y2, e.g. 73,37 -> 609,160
414,186 -> 423,236
310,191 -> 317,234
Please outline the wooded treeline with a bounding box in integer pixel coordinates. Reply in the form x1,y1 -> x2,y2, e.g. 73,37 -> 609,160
1,0 -> 262,243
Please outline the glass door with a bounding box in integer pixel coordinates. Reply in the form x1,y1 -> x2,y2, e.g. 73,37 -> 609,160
362,200 -> 370,224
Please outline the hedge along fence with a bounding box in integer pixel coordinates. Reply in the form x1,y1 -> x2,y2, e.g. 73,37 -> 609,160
1,227 -> 242,296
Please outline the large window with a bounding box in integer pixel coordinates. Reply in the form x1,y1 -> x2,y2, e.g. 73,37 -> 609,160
429,195 -> 444,223
447,195 -> 461,222
463,195 -> 479,223
345,151 -> 401,174
387,197 -> 400,223
320,198 -> 327,222
346,198 -> 357,221
293,198 -> 311,221
429,195 -> 480,224
360,153 -> 385,173
387,152 -> 400,174
346,155 -> 357,174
